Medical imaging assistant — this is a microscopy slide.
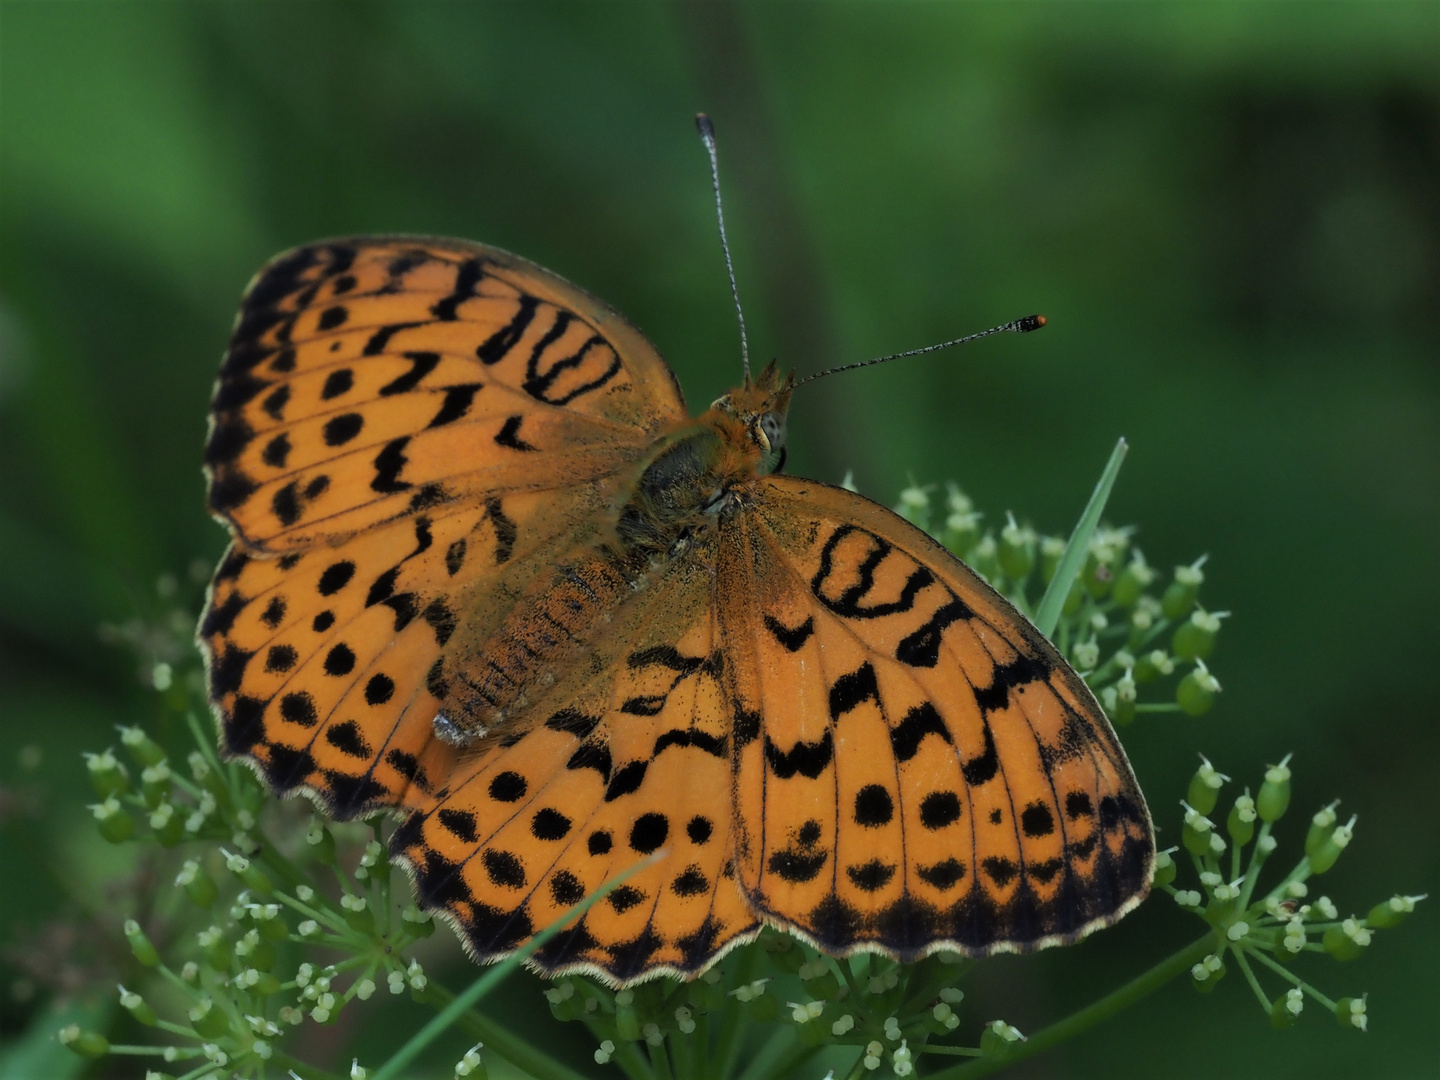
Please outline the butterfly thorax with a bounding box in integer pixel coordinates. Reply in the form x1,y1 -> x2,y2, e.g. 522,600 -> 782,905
435,366 -> 793,746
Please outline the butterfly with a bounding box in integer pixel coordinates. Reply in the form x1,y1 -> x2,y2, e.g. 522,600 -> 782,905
200,232 -> 1153,986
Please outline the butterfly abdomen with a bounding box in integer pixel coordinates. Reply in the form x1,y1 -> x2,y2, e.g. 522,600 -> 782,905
440,547 -> 640,737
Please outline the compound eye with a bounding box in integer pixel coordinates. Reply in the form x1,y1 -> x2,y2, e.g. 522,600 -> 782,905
759,412 -> 786,451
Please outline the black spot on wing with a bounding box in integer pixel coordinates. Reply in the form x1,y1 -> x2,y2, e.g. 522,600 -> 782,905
974,653 -> 1053,715
763,613 -> 814,652
483,849 -> 526,889
1021,801 -> 1057,837
262,384 -> 290,421
325,720 -> 372,759
224,696 -> 267,755
431,258 -> 484,321
476,295 -> 539,365
546,708 -> 601,739
828,662 -> 880,720
488,771 -> 527,802
653,728 -> 726,759
262,433 -> 291,468
371,438 -> 412,493
318,561 -> 355,595
494,414 -> 537,451
890,702 -> 952,763
428,384 -> 482,428
896,597 -> 974,668
483,497 -> 517,564
961,721 -> 999,785
768,847 -> 828,884
604,760 -> 648,801
323,412 -> 364,446
853,784 -> 894,827
279,691 -> 318,728
321,368 -> 354,400
917,858 -> 966,889
379,350 -> 439,393
764,731 -> 833,780
847,860 -> 895,892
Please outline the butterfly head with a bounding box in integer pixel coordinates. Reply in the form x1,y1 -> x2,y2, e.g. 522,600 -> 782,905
711,360 -> 795,475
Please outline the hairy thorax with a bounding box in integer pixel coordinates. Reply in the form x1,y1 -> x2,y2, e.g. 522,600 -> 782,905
436,410 -> 762,744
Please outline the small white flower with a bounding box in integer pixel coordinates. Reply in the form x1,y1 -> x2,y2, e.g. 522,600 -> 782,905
454,1043 -> 483,1077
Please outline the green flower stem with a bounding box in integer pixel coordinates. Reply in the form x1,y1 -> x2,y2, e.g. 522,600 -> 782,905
1247,948 -> 1338,1010
924,1045 -> 985,1057
611,1041 -> 656,1080
184,710 -> 225,775
836,956 -> 867,1017
924,933 -> 1215,1080
1237,823 -> 1271,909
899,957 -> 970,1016
106,1044 -> 172,1055
753,1039 -> 821,1080
649,1039 -> 675,1080
689,1012 -> 712,1079
1232,947 -> 1271,1011
714,947 -> 758,1079
733,1028 -> 792,1080
415,980 -> 593,1080
1262,857 -> 1314,906
1134,703 -> 1182,714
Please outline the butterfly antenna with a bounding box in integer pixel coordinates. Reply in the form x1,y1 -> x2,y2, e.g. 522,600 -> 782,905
793,314 -> 1047,387
696,113 -> 751,383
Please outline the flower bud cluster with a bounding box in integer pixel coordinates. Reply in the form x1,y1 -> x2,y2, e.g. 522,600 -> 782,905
898,481 -> 1223,727
69,704 -> 448,1078
1156,754 -> 1423,1034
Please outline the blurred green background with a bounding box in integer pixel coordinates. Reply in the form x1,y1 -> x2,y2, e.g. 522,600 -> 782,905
2,2 -> 1437,1077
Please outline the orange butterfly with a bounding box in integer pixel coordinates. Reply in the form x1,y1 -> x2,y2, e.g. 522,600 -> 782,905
201,173 -> 1151,989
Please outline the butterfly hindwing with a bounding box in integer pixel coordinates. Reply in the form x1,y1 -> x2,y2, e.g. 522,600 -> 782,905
205,237 -> 687,552
719,474 -> 1153,959
390,546 -> 760,984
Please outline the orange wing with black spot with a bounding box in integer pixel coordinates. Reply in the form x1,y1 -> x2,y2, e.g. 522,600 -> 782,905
390,540 -> 759,984
717,474 -> 1153,959
200,238 -> 686,815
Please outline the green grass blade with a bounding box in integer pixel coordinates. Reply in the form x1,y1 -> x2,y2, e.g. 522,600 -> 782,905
1033,438 -> 1128,639
370,851 -> 664,1080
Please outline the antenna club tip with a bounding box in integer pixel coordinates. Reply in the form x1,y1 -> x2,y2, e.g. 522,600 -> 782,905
695,113 -> 714,136
1020,314 -> 1047,332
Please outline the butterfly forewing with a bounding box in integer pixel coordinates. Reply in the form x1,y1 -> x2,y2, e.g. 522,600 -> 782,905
201,238 -> 688,816
721,475 -> 1153,958
205,238 -> 687,552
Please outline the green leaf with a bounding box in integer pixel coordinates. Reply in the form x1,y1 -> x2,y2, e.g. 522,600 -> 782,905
1033,438 -> 1128,639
